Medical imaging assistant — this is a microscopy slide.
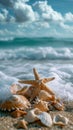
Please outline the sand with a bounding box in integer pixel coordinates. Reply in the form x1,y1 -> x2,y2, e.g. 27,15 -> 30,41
0,101 -> 73,130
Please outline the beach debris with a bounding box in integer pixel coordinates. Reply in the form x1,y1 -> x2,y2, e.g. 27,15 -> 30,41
25,108 -> 41,123
11,109 -> 27,118
36,112 -> 53,127
33,99 -> 49,112
16,119 -> 28,129
0,95 -> 31,111
53,114 -> 69,126
19,68 -> 55,100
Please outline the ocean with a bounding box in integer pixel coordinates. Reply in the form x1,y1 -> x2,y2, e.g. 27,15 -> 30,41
0,37 -> 73,101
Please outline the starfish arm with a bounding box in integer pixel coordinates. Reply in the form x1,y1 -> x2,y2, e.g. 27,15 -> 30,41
41,83 -> 55,95
19,80 -> 37,86
42,77 -> 55,83
33,68 -> 40,80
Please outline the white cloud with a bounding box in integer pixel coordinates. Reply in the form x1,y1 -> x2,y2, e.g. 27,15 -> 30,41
65,12 -> 73,22
0,0 -> 35,23
0,0 -> 29,7
14,2 -> 35,22
33,1 -> 63,22
0,13 -> 5,22
0,9 -> 8,22
0,9 -> 15,22
0,0 -> 73,38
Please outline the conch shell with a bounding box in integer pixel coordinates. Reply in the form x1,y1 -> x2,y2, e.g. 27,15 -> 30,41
33,99 -> 49,112
53,114 -> 69,126
0,95 -> 31,111
38,90 -> 55,101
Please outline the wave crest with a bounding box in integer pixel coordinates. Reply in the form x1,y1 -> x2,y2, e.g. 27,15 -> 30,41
0,47 -> 73,60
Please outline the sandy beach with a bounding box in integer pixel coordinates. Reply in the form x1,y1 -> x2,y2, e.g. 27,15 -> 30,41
0,101 -> 73,130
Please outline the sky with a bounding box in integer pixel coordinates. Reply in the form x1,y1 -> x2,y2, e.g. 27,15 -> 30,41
0,0 -> 73,40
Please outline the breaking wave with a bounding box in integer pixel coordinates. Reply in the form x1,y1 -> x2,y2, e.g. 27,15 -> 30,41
0,47 -> 73,61
0,37 -> 73,101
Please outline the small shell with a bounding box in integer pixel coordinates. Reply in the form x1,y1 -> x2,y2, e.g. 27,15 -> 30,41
0,95 -> 31,111
11,109 -> 27,118
17,85 -> 40,100
53,114 -> 69,126
34,99 -> 49,112
25,108 -> 41,123
53,100 -> 64,111
16,119 -> 28,129
10,84 -> 22,94
38,90 -> 55,101
37,112 -> 53,127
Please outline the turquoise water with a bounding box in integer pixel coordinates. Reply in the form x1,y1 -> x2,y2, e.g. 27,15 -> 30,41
0,37 -> 73,101
0,37 -> 73,48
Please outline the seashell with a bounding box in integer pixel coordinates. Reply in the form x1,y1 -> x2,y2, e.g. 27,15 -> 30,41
53,114 -> 69,126
24,85 -> 40,100
0,95 -> 31,111
11,109 -> 27,118
34,99 -> 49,112
16,86 -> 28,96
16,119 -> 28,129
36,112 -> 53,127
53,99 -> 64,111
15,85 -> 39,101
10,84 -> 22,94
38,90 -> 55,101
25,108 -> 52,127
25,108 -> 41,123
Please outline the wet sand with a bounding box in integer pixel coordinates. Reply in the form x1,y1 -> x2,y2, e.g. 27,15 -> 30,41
0,101 -> 73,130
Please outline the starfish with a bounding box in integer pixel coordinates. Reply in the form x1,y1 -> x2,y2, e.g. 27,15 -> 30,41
19,68 -> 55,100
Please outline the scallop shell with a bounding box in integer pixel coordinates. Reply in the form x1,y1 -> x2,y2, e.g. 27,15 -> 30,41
0,95 -> 31,111
53,114 -> 69,126
34,99 -> 49,112
37,112 -> 53,127
38,90 -> 55,101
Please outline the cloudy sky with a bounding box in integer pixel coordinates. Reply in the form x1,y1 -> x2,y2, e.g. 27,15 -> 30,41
0,0 -> 73,39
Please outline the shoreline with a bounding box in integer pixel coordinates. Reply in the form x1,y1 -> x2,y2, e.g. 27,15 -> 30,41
0,101 -> 73,130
